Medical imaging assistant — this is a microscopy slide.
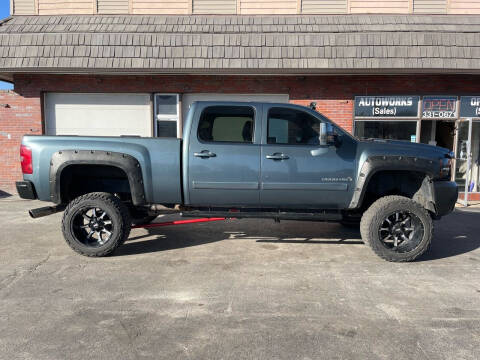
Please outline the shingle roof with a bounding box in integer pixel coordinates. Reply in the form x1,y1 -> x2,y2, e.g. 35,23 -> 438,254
1,14 -> 480,76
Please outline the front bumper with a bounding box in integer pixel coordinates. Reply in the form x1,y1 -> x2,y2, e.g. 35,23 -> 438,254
433,180 -> 458,217
16,181 -> 37,200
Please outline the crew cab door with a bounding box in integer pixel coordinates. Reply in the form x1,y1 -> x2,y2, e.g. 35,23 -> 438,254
186,103 -> 261,206
260,105 -> 356,209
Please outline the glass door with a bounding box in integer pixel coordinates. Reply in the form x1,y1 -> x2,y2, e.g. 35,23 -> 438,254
454,119 -> 473,205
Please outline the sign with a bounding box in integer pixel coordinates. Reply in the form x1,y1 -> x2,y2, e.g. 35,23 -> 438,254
422,96 -> 457,119
354,96 -> 419,118
460,96 -> 480,118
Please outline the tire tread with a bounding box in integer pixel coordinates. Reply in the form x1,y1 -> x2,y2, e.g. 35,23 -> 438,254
62,192 -> 131,257
360,195 -> 433,262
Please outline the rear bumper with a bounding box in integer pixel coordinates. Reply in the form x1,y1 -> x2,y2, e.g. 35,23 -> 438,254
433,180 -> 458,217
16,181 -> 37,200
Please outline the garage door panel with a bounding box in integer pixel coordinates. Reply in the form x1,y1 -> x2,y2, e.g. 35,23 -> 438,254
45,93 -> 152,136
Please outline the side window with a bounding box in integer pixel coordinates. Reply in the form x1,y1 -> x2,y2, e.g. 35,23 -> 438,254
267,107 -> 322,145
198,106 -> 255,143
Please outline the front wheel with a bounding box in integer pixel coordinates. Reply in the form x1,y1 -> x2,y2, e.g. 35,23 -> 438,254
360,196 -> 433,262
62,192 -> 131,257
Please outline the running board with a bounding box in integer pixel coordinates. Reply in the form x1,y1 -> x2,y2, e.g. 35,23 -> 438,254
181,209 -> 342,222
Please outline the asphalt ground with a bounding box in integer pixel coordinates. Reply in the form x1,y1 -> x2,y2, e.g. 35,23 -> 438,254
0,197 -> 479,360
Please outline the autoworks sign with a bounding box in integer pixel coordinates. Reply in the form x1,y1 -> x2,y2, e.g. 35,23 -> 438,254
354,96 -> 420,118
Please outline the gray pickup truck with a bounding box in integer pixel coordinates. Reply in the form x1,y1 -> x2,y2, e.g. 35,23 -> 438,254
16,101 -> 458,262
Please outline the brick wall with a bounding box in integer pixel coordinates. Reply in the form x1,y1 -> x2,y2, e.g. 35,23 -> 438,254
0,91 -> 42,194
3,73 -> 480,194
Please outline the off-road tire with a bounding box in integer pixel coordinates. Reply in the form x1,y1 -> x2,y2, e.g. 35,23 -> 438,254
62,192 -> 131,257
360,195 -> 433,262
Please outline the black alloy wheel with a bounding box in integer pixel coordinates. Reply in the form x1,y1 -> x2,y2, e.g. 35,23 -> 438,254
378,210 -> 424,253
72,207 -> 114,247
62,192 -> 131,257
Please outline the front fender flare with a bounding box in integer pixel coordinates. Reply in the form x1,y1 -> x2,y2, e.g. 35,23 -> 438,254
349,155 -> 438,210
49,150 -> 146,205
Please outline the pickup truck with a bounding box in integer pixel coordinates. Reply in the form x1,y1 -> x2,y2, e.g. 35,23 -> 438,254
16,101 -> 458,262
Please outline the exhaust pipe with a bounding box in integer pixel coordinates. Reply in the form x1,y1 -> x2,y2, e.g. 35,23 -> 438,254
29,205 -> 65,219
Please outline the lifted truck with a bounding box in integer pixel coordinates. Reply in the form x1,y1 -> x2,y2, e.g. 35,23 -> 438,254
16,102 -> 458,262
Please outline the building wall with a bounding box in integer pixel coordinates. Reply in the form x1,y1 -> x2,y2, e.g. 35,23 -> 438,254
0,90 -> 42,194
11,0 -> 480,15
2,73 -> 480,194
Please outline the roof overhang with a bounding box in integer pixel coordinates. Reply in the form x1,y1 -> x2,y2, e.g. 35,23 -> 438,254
1,14 -> 480,78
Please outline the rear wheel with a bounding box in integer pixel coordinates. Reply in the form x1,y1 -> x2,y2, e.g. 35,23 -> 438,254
360,196 -> 433,262
62,192 -> 131,257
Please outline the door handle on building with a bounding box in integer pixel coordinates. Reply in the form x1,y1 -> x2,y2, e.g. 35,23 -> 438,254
266,153 -> 289,160
194,150 -> 216,158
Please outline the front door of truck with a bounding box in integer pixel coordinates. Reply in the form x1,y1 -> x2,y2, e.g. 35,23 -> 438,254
259,105 -> 356,209
187,103 -> 261,206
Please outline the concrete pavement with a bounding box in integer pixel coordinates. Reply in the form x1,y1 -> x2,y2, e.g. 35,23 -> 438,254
0,197 -> 479,360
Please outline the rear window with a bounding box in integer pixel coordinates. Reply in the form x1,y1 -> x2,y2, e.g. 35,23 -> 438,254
197,106 -> 255,143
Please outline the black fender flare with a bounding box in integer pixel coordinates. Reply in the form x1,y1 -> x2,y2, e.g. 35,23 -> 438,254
349,155 -> 438,212
49,150 -> 146,205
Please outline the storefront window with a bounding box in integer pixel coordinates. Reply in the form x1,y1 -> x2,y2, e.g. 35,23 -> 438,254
456,121 -> 480,193
354,121 -> 418,141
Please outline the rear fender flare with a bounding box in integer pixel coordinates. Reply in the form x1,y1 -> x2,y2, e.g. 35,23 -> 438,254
49,150 -> 146,205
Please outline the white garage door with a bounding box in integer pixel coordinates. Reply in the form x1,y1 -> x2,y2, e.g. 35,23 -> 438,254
181,93 -> 289,121
45,93 -> 152,136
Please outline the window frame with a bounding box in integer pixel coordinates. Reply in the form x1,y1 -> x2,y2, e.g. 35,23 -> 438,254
196,105 -> 257,145
154,93 -> 180,138
265,106 -> 325,147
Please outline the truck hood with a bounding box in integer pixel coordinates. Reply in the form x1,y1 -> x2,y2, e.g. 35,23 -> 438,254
358,139 -> 452,159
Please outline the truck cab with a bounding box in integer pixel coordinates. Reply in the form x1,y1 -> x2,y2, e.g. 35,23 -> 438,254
183,102 -> 357,209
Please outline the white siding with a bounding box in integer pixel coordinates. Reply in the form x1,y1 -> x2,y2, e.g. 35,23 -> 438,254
240,0 -> 297,14
414,0 -> 446,13
98,0 -> 130,14
38,0 -> 94,15
350,0 -> 410,13
132,0 -> 190,14
449,0 -> 480,14
193,0 -> 237,14
302,0 -> 347,13
13,0 -> 36,14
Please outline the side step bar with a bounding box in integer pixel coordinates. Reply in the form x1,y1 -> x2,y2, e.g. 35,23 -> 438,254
29,205 -> 66,219
181,210 -> 342,222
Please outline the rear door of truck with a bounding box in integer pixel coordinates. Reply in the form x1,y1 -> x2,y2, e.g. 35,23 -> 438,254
186,102 -> 262,206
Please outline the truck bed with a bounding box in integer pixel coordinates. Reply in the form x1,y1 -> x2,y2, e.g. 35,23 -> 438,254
22,135 -> 182,204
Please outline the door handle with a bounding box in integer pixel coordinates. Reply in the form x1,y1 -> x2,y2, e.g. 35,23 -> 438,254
194,150 -> 216,158
266,153 -> 289,160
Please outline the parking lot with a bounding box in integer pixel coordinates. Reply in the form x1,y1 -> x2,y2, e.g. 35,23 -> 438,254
0,197 -> 479,360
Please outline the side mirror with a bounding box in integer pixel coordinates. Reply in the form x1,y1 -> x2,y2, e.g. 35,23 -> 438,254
319,122 -> 337,146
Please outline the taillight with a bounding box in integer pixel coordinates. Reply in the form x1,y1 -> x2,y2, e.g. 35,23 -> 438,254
20,145 -> 33,174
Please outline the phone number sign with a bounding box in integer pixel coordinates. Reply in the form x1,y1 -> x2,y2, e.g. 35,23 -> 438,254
422,96 -> 458,119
